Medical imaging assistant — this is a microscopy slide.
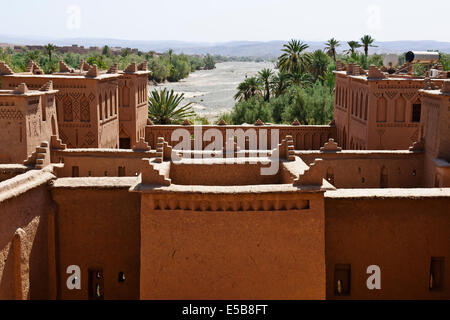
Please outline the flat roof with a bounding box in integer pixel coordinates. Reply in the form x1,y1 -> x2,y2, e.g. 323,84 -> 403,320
0,89 -> 58,97
3,73 -> 121,80
325,188 -> 450,199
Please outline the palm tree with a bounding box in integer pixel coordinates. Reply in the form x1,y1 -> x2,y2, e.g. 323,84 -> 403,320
258,68 -> 274,102
278,39 -> 311,74
44,43 -> 56,62
360,35 -> 377,57
148,88 -> 195,124
286,71 -> 313,88
345,41 -> 362,55
234,77 -> 262,102
324,38 -> 340,62
270,71 -> 289,97
309,50 -> 329,83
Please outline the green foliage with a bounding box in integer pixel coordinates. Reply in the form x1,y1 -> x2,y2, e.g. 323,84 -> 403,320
230,38 -> 342,125
281,83 -> 334,125
203,54 -> 216,70
325,38 -> 340,62
217,112 -> 233,124
360,35 -> 377,57
168,54 -> 191,82
258,68 -> 274,101
86,54 -> 108,69
148,88 -> 196,124
190,115 -> 210,125
102,45 -> 112,57
229,82 -> 334,125
345,41 -> 362,55
278,39 -> 311,74
231,97 -> 273,125
234,77 -> 263,102
0,46 -> 217,84
309,50 -> 330,83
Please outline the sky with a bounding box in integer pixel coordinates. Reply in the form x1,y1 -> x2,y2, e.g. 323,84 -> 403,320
1,0 -> 449,42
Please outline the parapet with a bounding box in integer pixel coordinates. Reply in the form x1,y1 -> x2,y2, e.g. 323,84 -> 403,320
107,63 -> 119,74
13,83 -> 29,94
26,60 -> 44,75
132,137 -> 151,152
86,65 -> 99,78
346,63 -> 366,76
39,80 -> 53,92
0,61 -> 14,75
367,65 -> 386,80
320,138 -> 342,152
137,61 -> 148,71
59,60 -> 74,73
79,59 -> 91,72
336,60 -> 346,71
124,62 -> 138,73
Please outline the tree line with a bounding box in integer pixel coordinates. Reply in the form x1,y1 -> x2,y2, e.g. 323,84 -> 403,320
0,44 -> 216,83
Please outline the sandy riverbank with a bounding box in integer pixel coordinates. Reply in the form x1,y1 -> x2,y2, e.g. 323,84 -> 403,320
149,61 -> 274,122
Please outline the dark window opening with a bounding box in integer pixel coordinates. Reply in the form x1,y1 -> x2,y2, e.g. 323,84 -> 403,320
118,166 -> 126,177
118,272 -> 126,283
72,166 -> 79,177
412,103 -> 421,122
120,138 -> 131,149
88,269 -> 104,300
430,257 -> 444,291
334,264 -> 351,296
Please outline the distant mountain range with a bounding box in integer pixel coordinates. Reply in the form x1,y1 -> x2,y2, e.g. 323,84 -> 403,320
1,35 -> 450,57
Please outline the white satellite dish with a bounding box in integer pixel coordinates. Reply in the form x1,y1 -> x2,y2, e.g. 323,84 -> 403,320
383,54 -> 399,69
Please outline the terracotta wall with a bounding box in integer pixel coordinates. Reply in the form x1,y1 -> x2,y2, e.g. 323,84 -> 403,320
0,172 -> 54,299
51,149 -> 155,177
145,125 -> 336,151
334,72 -> 425,150
0,165 -> 29,182
1,75 -> 120,149
51,181 -> 141,299
297,151 -> 424,188
325,193 -> 450,299
170,161 -> 283,185
140,192 -> 326,299
118,73 -> 148,148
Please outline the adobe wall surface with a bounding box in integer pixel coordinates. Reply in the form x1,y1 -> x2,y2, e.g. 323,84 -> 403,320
325,189 -> 450,300
297,151 -> 424,188
169,160 -> 284,185
1,75 -> 120,149
50,177 -> 140,299
0,165 -> 29,182
421,89 -> 450,187
118,73 -> 148,148
0,90 -> 57,164
334,72 -> 425,150
145,125 -> 337,151
0,170 -> 55,299
51,149 -> 155,177
139,189 -> 326,299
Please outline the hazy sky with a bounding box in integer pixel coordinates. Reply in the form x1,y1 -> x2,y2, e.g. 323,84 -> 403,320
1,0 -> 449,42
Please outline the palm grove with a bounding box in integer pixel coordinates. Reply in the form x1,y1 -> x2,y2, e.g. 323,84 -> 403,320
220,35 -> 380,125
217,35 -> 449,126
